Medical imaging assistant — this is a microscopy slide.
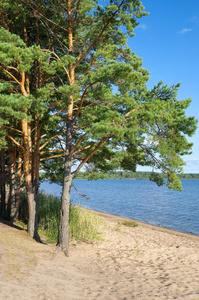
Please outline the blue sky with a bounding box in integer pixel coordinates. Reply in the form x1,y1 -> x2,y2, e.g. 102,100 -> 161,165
129,0 -> 199,173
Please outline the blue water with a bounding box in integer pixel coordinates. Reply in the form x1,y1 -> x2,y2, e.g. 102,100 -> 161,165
39,179 -> 199,236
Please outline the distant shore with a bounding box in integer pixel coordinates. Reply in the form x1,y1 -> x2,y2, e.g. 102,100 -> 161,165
74,171 -> 199,180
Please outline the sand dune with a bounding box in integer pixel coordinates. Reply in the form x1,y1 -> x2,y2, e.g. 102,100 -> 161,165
1,213 -> 199,299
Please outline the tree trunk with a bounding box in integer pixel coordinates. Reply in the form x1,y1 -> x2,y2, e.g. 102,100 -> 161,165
15,150 -> 23,221
8,144 -> 17,221
57,120 -> 73,256
24,159 -> 40,239
22,119 -> 40,239
27,188 -> 38,238
57,160 -> 72,256
0,149 -> 6,218
57,0 -> 74,256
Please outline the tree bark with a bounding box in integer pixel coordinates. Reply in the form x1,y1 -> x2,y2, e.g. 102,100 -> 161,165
57,0 -> 74,256
0,149 -> 6,218
57,134 -> 72,256
15,150 -> 23,221
22,119 -> 40,239
8,143 -> 17,221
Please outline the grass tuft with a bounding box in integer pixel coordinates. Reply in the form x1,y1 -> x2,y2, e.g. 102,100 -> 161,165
69,205 -> 106,243
122,220 -> 138,228
38,192 -> 60,243
19,191 -> 106,244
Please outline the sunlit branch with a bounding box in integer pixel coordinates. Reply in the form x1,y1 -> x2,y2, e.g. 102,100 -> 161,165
4,126 -> 23,134
41,49 -> 70,83
72,133 -> 114,178
72,144 -> 93,155
72,82 -> 97,123
7,134 -> 25,152
40,149 -> 64,155
52,106 -> 67,118
40,153 -> 65,161
6,66 -> 19,72
77,55 -> 99,82
71,132 -> 87,154
125,106 -> 141,117
0,66 -> 20,85
47,101 -> 61,109
71,0 -> 82,30
39,130 -> 67,150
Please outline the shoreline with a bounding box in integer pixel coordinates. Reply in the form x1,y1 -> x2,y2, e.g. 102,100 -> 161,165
1,209 -> 199,299
88,208 -> 199,241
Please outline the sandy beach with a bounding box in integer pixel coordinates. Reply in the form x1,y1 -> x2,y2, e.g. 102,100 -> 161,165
1,212 -> 199,300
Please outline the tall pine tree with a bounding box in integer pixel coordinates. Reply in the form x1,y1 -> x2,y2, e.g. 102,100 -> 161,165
24,0 -> 196,255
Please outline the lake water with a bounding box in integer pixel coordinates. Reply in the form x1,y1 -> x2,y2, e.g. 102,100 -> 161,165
39,179 -> 199,236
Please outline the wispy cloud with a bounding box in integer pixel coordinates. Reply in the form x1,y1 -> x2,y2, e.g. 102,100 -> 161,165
138,23 -> 148,30
178,28 -> 192,34
188,16 -> 199,24
185,158 -> 199,164
183,158 -> 199,173
186,157 -> 199,163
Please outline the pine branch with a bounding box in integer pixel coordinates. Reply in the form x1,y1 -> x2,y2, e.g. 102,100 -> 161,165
40,153 -> 65,161
72,82 -> 97,123
40,149 -> 64,155
4,126 -> 23,134
0,66 -> 20,85
7,134 -> 25,152
72,133 -> 114,178
73,0 -> 125,69
71,132 -> 87,154
41,49 -> 70,82
39,130 -> 67,150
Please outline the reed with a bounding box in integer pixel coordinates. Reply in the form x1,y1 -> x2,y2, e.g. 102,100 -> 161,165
19,191 -> 106,243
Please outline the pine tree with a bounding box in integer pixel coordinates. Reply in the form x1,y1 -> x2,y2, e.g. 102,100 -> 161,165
24,0 -> 196,255
0,1 -> 197,255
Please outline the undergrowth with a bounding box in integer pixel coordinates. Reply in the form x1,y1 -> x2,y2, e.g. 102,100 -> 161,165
19,191 -> 106,244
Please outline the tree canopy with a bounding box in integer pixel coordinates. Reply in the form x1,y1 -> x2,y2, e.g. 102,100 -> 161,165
0,0 -> 197,255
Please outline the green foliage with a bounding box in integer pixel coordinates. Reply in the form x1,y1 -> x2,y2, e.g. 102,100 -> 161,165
122,220 -> 138,227
0,0 -> 197,200
69,205 -> 106,243
19,191 -> 106,243
37,192 -> 60,242
75,170 -> 199,181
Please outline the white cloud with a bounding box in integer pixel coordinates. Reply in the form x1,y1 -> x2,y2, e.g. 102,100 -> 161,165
178,28 -> 192,34
182,158 -> 199,173
138,23 -> 148,30
188,16 -> 199,24
184,158 -> 199,164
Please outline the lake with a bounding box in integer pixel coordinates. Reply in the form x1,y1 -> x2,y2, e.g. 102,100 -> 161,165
39,179 -> 199,236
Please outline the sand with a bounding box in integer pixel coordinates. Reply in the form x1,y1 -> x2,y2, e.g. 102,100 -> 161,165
1,213 -> 199,300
